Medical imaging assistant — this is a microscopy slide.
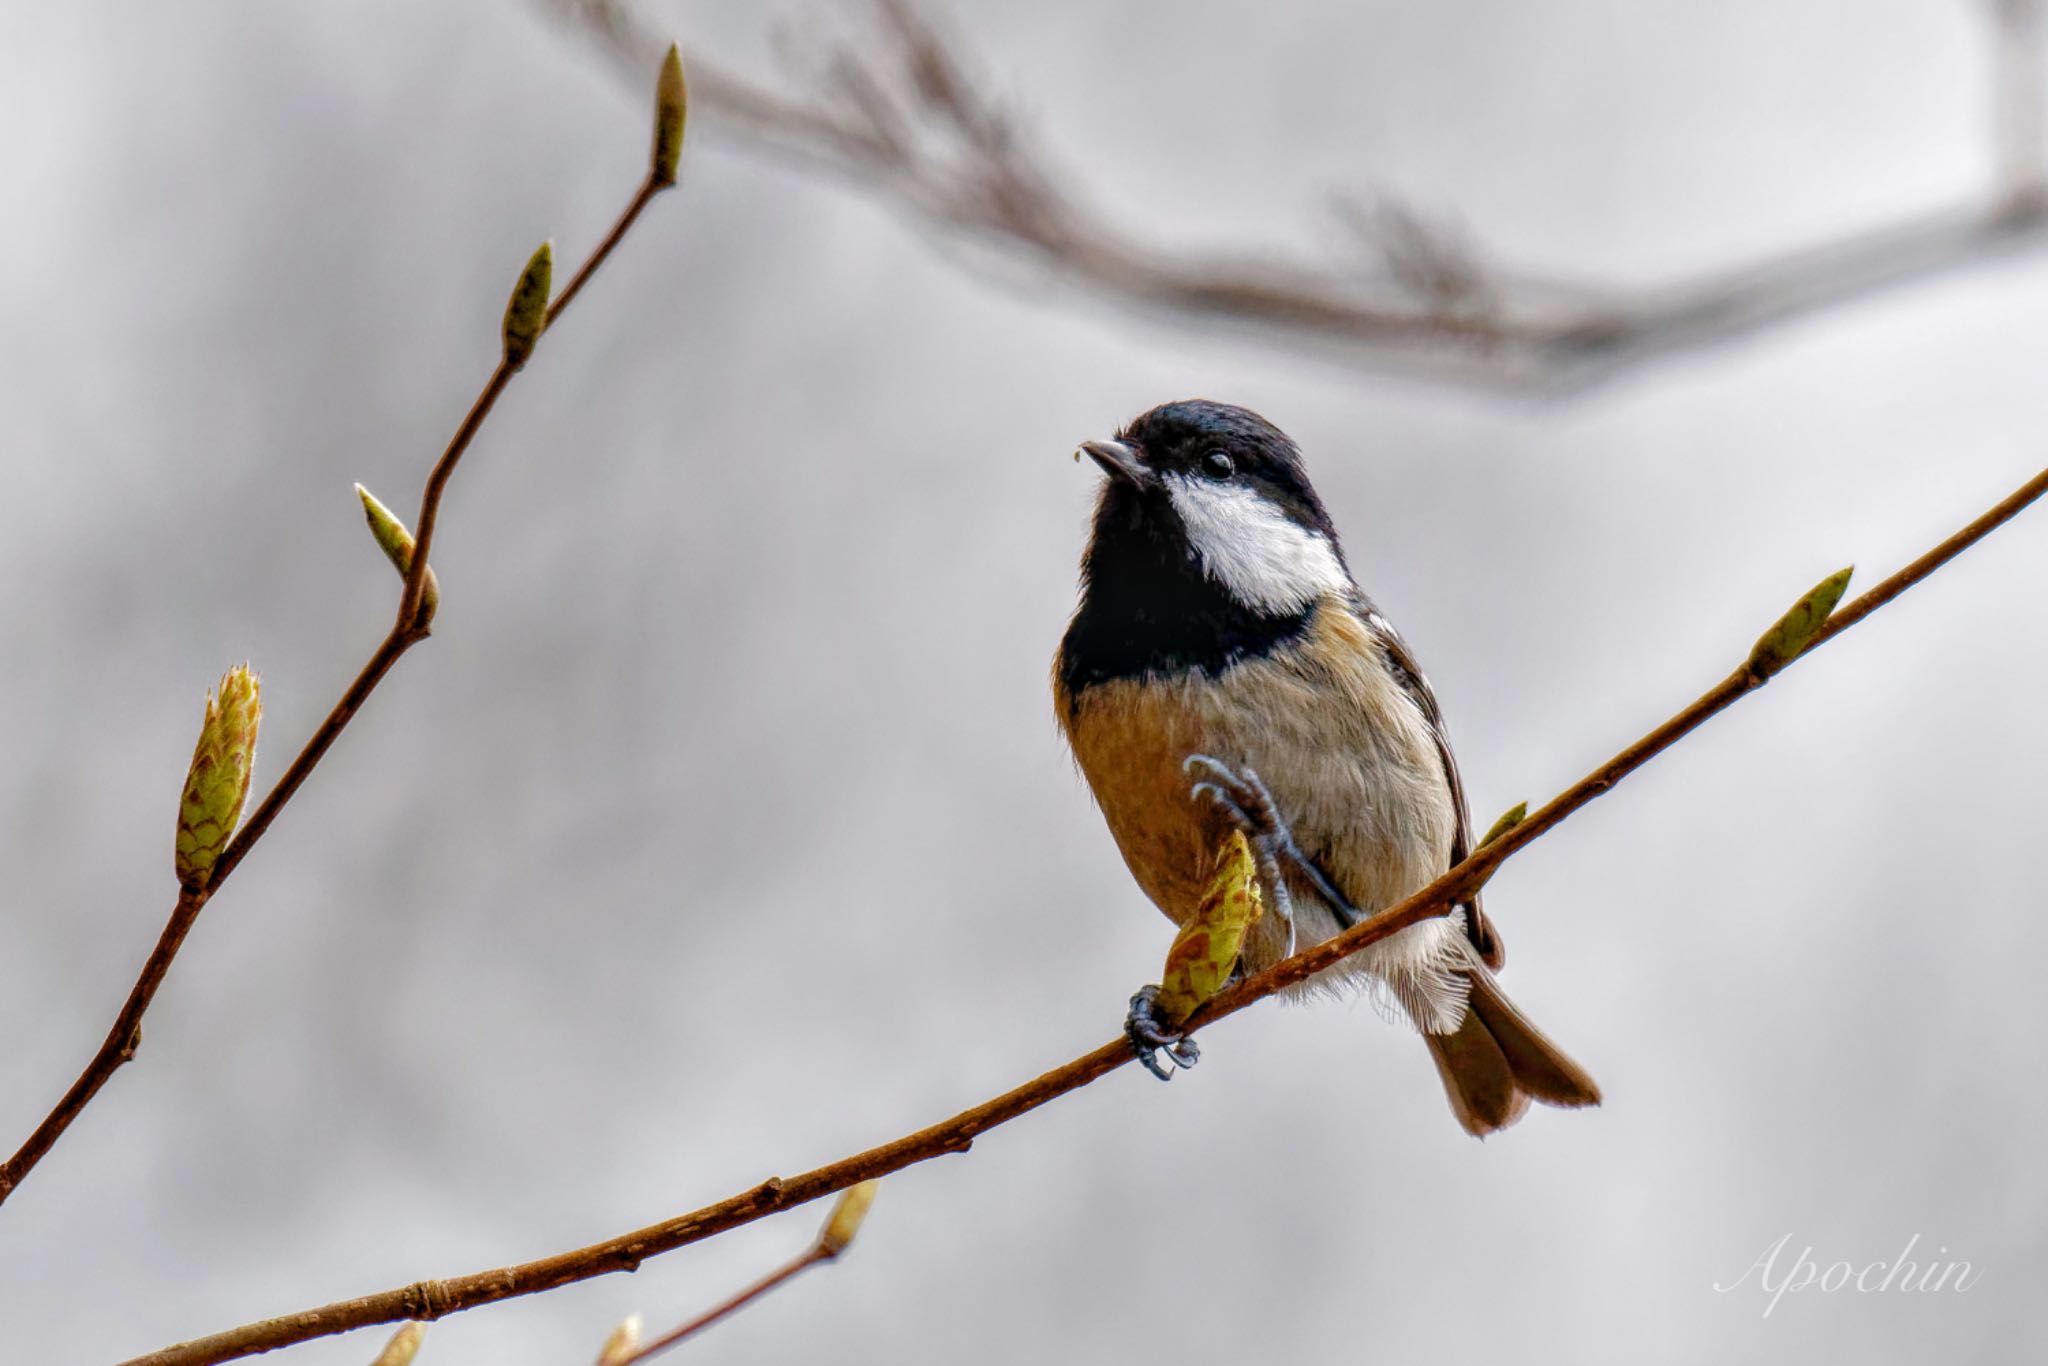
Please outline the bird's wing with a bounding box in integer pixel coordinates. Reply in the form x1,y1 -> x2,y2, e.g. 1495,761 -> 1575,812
1351,590 -> 1506,970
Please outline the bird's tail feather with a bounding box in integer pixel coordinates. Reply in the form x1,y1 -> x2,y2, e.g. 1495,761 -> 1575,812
1422,969 -> 1600,1138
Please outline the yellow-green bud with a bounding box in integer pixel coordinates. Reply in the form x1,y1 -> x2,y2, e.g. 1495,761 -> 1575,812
503,240 -> 554,368
369,1322 -> 426,1366
355,484 -> 439,626
651,44 -> 687,187
1749,566 -> 1854,676
818,1180 -> 880,1257
1154,830 -> 1263,1024
175,665 -> 261,890
1475,801 -> 1527,850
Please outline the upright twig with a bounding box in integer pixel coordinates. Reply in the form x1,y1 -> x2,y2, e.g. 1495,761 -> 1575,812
547,0 -> 2048,394
0,44 -> 690,1211
123,460 -> 2048,1366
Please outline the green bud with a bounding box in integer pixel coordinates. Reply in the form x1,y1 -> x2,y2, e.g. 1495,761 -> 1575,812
1475,801 -> 1527,850
175,665 -> 262,890
651,44 -> 687,187
1749,566 -> 1854,676
502,240 -> 554,368
355,484 -> 439,626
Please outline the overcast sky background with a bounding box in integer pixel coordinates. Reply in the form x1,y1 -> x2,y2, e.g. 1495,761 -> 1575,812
2,2 -> 2044,1362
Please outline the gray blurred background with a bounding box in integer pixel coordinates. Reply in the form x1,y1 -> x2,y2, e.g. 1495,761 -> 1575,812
3,1 -> 2045,1361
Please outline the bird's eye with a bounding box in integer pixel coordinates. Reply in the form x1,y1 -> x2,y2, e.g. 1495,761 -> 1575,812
1200,449 -> 1235,479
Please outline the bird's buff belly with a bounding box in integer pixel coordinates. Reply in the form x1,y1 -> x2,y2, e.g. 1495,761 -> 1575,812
1059,620 -> 1462,992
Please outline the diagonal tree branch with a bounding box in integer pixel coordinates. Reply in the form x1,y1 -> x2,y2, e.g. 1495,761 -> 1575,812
0,49 -> 688,1212
545,0 -> 2048,395
123,459 -> 2048,1366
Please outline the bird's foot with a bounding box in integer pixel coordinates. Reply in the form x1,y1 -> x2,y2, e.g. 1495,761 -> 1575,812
1184,753 -> 1358,943
1125,984 -> 1200,1080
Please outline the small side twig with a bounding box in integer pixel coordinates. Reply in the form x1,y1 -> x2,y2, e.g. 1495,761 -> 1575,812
123,459 -> 2048,1366
623,1250 -> 828,1362
603,1183 -> 880,1365
0,44 -> 690,1212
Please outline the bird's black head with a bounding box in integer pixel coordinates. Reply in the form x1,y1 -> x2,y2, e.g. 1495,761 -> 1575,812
1061,400 -> 1353,691
1093,400 -> 1340,544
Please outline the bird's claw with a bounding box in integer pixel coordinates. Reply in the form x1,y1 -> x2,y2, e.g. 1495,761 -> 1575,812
1183,754 -> 1285,842
1184,754 -> 1302,952
1126,985 -> 1199,1081
1182,753 -> 1356,937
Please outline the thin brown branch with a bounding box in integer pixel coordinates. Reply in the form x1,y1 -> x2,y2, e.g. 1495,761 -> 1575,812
0,154 -> 677,1210
547,178 -> 665,330
548,0 -> 2048,395
0,889 -> 203,1205
396,361 -> 516,632
123,460 -> 2048,1366
398,176 -> 660,628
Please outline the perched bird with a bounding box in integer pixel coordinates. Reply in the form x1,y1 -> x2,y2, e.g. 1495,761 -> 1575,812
1053,399 -> 1599,1136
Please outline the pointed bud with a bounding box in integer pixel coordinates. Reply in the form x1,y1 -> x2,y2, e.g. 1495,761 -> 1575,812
369,1323 -> 426,1366
818,1180 -> 881,1257
502,240 -> 554,368
356,485 -> 440,626
596,1313 -> 643,1366
1476,801 -> 1527,850
1749,566 -> 1854,676
1154,830 -> 1264,1024
175,665 -> 262,890
651,44 -> 688,187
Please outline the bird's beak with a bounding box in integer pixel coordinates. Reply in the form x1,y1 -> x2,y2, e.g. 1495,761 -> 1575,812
1077,439 -> 1151,488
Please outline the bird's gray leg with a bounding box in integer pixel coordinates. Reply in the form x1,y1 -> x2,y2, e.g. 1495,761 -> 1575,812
1125,985 -> 1199,1081
1125,755 -> 1351,1081
1184,754 -> 1363,936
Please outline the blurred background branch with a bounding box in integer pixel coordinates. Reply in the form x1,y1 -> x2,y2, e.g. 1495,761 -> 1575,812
546,0 -> 2048,394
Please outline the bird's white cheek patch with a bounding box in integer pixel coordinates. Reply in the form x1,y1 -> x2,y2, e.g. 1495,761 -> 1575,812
1166,476 -> 1348,613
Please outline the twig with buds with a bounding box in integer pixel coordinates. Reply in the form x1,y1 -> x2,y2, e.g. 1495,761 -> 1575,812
124,459 -> 2047,1365
0,44 -> 691,1211
595,1182 -> 882,1366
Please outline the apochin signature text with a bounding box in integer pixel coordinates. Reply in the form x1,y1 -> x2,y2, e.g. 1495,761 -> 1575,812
1715,1233 -> 1982,1317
